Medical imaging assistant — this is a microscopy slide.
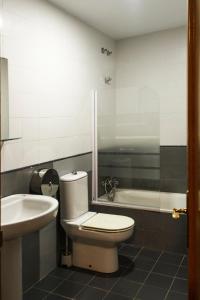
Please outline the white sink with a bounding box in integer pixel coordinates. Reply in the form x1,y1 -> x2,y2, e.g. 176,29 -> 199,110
1,194 -> 58,240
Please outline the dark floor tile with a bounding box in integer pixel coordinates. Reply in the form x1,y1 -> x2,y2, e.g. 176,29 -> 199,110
136,285 -> 167,300
23,288 -> 48,300
89,274 -> 119,290
166,291 -> 188,300
145,273 -> 173,289
133,257 -> 155,271
89,267 -> 125,290
181,256 -> 188,266
119,255 -> 133,267
49,267 -> 73,279
68,268 -> 94,284
176,266 -> 188,279
34,276 -> 61,291
171,278 -> 188,294
158,252 -> 183,265
105,292 -> 132,300
119,243 -> 126,250
46,294 -> 70,300
75,286 -> 107,300
111,278 -> 141,298
123,268 -> 148,283
137,248 -> 161,261
119,245 -> 140,257
153,262 -> 179,276
53,280 -> 84,298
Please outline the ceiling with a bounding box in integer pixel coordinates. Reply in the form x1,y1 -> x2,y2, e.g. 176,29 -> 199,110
48,0 -> 187,40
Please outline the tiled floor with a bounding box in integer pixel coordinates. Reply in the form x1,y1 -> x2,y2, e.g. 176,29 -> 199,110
23,244 -> 188,300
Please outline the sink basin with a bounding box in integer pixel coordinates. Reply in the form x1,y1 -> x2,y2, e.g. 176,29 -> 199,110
1,194 -> 58,240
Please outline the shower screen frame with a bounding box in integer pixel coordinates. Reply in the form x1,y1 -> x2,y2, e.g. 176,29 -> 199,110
92,90 -> 98,202
92,87 -> 160,207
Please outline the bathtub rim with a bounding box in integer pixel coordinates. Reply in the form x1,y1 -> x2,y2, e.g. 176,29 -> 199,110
92,190 -> 186,214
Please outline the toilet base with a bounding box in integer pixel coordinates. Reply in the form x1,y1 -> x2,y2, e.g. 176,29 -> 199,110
72,241 -> 119,273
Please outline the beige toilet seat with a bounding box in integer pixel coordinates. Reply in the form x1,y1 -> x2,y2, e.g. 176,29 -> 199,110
81,213 -> 135,233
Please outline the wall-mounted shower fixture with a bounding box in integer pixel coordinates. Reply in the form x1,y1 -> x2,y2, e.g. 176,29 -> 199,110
101,47 -> 112,56
105,76 -> 112,85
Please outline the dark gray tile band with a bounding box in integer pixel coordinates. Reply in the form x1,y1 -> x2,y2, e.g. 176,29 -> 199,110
1,162 -> 53,198
22,232 -> 40,291
98,146 -> 187,193
160,146 -> 187,194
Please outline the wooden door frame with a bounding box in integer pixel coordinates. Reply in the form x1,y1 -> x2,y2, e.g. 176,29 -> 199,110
188,0 -> 200,298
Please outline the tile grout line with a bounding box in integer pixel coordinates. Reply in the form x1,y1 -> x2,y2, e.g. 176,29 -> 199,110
23,267 -> 75,299
101,247 -> 144,299
72,273 -> 97,299
174,254 -> 188,280
101,247 -> 144,300
51,267 -> 128,299
49,245 -> 142,299
46,277 -> 92,300
98,261 -> 134,299
41,269 -> 76,300
130,246 -> 144,262
133,250 -> 164,300
163,254 -> 187,300
24,248 -> 188,300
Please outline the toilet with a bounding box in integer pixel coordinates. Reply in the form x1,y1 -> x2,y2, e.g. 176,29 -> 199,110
60,171 -> 135,273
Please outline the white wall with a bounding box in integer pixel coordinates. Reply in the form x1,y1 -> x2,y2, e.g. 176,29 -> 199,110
0,0 -> 115,172
0,2 -> 187,172
115,27 -> 187,146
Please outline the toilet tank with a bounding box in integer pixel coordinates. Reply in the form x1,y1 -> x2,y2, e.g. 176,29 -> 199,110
60,171 -> 88,220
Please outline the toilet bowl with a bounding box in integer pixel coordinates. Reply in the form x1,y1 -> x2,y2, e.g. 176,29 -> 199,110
60,171 -> 135,273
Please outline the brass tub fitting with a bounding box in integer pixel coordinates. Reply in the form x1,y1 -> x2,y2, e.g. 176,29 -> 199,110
172,208 -> 187,219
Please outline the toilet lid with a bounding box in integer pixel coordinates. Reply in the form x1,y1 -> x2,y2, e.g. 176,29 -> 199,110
81,213 -> 134,232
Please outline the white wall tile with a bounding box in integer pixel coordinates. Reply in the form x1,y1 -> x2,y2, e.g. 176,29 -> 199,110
39,117 -> 75,139
2,0 -> 115,171
115,27 -> 187,146
22,141 -> 40,166
39,139 -> 60,163
1,141 -> 24,171
9,90 -> 40,118
160,113 -> 187,145
21,118 -> 39,141
1,0 -> 186,172
9,117 -> 22,138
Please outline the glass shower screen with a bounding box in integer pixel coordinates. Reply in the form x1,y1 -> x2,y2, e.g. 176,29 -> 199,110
92,86 -> 160,210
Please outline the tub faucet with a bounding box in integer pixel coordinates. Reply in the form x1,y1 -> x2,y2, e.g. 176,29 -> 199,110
112,177 -> 119,188
101,177 -> 119,201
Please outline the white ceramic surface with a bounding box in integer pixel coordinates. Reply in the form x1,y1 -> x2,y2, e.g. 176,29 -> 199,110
98,189 -> 186,213
1,194 -> 58,240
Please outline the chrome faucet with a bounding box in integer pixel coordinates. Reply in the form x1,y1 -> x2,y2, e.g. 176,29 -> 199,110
101,177 -> 119,201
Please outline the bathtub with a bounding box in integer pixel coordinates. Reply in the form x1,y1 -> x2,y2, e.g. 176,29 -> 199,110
95,189 -> 186,213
